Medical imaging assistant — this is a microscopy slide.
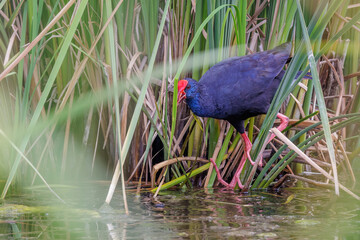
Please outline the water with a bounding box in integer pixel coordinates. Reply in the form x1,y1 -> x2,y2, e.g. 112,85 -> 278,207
0,183 -> 359,239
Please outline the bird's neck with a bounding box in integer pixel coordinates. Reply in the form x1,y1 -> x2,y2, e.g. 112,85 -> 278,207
186,86 -> 210,117
186,97 -> 204,117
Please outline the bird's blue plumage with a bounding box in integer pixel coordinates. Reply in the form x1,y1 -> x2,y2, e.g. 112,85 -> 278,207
183,43 -> 294,133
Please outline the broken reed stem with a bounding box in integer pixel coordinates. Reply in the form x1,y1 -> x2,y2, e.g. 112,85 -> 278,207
275,174 -> 341,189
151,157 -> 208,187
270,128 -> 360,200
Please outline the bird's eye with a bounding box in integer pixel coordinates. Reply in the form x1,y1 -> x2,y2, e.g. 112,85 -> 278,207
186,85 -> 190,89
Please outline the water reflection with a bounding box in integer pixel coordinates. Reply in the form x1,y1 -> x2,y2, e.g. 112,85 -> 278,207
0,184 -> 359,239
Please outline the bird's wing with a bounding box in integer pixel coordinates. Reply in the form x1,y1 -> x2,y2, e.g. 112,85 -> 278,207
197,43 -> 291,119
199,43 -> 291,88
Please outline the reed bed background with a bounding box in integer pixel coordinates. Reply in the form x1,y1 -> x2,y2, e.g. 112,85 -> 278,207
0,0 -> 359,210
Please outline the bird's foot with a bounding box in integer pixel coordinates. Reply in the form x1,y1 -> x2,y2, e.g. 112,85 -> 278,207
268,113 -> 289,142
258,155 -> 264,167
231,154 -> 247,189
242,138 -> 263,167
248,152 -> 264,167
209,158 -> 238,189
210,157 -> 246,189
241,132 -> 254,164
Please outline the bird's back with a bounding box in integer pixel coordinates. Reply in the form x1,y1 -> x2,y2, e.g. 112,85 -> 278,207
197,43 -> 291,121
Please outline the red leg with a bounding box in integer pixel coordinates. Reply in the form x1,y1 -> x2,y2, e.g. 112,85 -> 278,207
240,132 -> 254,165
209,158 -> 232,188
210,113 -> 289,190
209,132 -> 255,189
231,154 -> 247,189
268,113 -> 289,143
257,113 -> 289,167
210,154 -> 247,189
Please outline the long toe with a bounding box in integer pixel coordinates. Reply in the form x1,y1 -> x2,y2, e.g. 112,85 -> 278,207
209,158 -> 231,188
234,169 -> 244,189
230,154 -> 247,189
237,178 -> 244,189
247,151 -> 255,165
257,153 -> 264,167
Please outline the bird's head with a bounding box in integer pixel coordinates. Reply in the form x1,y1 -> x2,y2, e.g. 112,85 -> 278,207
177,78 -> 198,104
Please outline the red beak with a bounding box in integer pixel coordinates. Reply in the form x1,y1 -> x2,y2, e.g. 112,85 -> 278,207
177,79 -> 188,104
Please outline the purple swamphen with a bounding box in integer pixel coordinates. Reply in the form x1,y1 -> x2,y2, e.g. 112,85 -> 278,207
177,43 -> 297,189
